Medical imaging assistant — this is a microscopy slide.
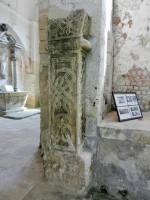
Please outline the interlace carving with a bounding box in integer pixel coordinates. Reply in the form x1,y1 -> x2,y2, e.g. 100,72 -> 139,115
51,58 -> 76,151
47,9 -> 90,41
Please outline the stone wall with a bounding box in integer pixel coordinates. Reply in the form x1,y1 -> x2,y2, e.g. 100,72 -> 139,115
113,0 -> 150,111
113,67 -> 150,111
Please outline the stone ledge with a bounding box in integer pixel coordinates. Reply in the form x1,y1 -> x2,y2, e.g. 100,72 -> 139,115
99,111 -> 150,145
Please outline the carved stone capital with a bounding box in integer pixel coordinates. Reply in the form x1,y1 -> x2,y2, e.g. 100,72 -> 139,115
47,9 -> 91,41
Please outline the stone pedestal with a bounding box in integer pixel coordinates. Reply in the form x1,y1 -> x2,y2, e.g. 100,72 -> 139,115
0,91 -> 28,116
41,9 -> 93,192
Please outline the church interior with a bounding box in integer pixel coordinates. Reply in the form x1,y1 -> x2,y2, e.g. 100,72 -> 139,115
0,0 -> 150,199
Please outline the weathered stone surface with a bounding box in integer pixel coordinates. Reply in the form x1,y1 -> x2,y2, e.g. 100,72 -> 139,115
97,112 -> 150,200
39,41 -> 47,54
113,67 -> 150,111
113,0 -> 150,112
40,9 -> 93,192
39,30 -> 47,41
43,150 -> 92,192
0,91 -> 28,116
39,16 -> 48,30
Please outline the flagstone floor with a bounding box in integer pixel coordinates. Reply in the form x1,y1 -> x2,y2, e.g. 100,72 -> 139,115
0,114 -> 43,200
0,114 -> 119,200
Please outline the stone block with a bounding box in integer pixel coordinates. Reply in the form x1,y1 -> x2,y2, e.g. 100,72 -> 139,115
137,70 -> 142,75
39,41 -> 47,54
132,71 -> 136,77
136,91 -> 141,95
131,81 -> 136,86
146,87 -> 149,91
125,80 -> 130,86
140,87 -> 146,91
143,71 -> 148,76
39,30 -> 47,41
144,82 -> 150,87
39,17 -> 48,30
142,91 -> 146,95
143,95 -> 150,101
141,76 -> 146,81
44,150 -> 93,192
40,54 -> 49,66
145,105 -> 150,110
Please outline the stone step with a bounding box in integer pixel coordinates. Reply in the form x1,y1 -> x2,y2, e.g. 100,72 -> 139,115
99,111 -> 150,145
4,108 -> 41,119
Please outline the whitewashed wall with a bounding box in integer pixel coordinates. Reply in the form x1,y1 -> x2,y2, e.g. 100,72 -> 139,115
0,0 -> 40,107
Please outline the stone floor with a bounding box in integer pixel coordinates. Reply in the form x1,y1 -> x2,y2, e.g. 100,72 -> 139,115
0,114 -> 43,200
0,113 -> 119,200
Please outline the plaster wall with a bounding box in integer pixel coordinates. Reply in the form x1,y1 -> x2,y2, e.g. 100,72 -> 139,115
113,0 -> 150,111
0,0 -> 40,107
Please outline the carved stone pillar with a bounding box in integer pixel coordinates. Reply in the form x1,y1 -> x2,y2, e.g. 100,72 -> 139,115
11,48 -> 19,92
43,9 -> 93,192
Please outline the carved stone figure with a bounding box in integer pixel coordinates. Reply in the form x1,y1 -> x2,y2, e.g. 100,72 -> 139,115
0,24 -> 8,42
41,9 -> 93,192
0,24 -> 8,32
0,50 -> 8,78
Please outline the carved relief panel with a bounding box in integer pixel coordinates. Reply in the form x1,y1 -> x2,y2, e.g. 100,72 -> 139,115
44,9 -> 93,191
46,9 -> 92,153
50,56 -> 77,151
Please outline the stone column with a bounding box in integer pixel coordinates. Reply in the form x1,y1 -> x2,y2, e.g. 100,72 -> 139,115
41,9 -> 93,192
11,48 -> 19,92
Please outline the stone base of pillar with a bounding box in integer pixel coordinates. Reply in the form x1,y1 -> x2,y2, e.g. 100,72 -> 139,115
43,149 -> 93,193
